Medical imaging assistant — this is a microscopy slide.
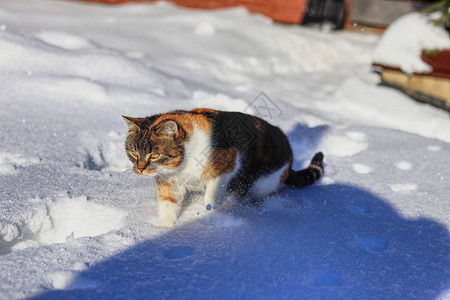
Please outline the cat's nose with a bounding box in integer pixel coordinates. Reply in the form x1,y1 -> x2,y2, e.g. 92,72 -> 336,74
137,162 -> 146,172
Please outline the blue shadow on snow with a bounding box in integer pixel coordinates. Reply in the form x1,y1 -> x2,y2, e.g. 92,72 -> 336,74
33,185 -> 450,299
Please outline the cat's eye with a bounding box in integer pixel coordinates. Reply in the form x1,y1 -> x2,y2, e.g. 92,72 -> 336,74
131,151 -> 139,158
150,153 -> 160,159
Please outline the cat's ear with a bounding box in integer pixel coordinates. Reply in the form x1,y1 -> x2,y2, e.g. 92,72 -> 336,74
122,116 -> 145,131
156,120 -> 178,138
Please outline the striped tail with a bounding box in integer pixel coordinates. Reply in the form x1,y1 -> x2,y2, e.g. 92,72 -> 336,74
284,152 -> 324,188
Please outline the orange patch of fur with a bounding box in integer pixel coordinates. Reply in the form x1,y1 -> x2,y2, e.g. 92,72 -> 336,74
167,156 -> 183,169
191,108 -> 219,114
201,147 -> 237,180
157,182 -> 178,204
160,196 -> 178,204
152,109 -> 215,138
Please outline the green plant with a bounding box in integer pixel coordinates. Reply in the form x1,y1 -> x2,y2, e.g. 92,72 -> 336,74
423,49 -> 440,57
423,0 -> 450,30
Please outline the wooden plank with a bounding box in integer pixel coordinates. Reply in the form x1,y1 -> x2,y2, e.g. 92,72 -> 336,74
381,69 -> 450,112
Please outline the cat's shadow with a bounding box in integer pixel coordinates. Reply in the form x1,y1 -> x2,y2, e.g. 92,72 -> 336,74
34,183 -> 450,300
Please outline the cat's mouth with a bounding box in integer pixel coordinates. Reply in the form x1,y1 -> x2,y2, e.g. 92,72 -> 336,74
134,167 -> 156,176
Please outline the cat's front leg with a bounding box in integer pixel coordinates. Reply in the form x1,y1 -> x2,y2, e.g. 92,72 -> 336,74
156,179 -> 185,228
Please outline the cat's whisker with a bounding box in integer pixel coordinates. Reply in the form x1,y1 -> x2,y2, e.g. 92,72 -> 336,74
148,177 -> 157,192
157,173 -> 172,183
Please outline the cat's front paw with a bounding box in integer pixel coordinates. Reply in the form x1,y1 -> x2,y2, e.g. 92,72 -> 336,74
155,218 -> 175,228
156,201 -> 178,228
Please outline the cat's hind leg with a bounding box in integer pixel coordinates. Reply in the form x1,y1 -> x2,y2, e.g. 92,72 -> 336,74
249,164 -> 290,202
203,174 -> 232,210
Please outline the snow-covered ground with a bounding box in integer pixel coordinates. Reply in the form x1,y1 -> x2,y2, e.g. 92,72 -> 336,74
0,0 -> 449,299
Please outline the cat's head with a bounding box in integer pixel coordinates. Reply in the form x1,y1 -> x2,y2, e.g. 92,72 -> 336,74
123,116 -> 186,177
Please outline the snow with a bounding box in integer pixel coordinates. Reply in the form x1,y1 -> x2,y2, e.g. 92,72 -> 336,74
0,0 -> 449,299
373,12 -> 450,74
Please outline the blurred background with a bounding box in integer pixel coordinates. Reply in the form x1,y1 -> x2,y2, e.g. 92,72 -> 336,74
75,0 -> 436,30
72,0 -> 450,111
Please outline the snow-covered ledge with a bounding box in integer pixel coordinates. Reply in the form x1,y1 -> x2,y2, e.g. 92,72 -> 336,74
373,12 -> 450,74
372,12 -> 450,111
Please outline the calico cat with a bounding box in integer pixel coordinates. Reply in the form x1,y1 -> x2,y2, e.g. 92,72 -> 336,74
123,108 -> 324,227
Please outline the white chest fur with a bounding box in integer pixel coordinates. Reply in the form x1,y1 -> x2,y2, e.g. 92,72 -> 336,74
171,125 -> 212,190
